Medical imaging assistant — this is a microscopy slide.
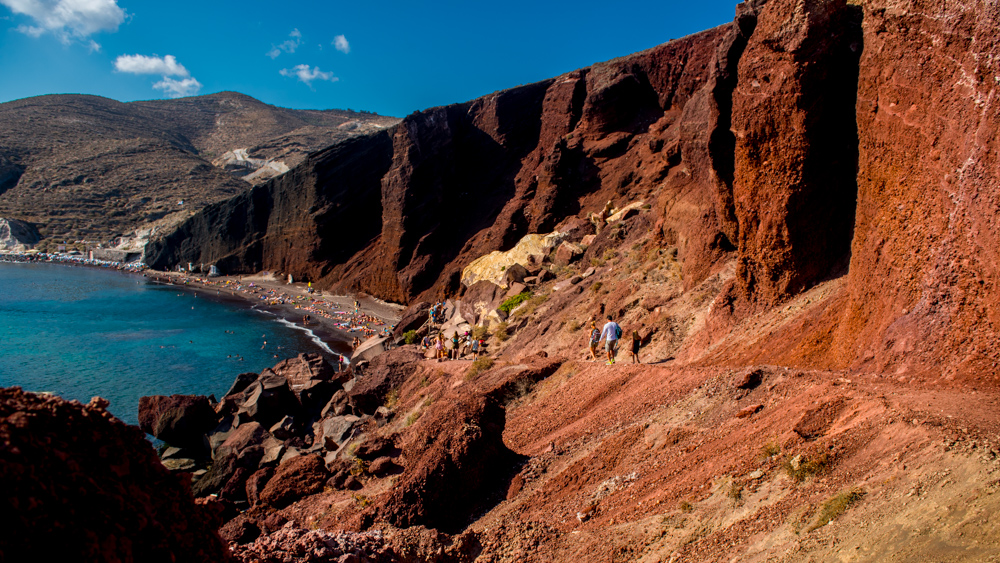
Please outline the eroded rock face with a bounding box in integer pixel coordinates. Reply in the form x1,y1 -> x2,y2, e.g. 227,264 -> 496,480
0,388 -> 230,562
348,347 -> 424,414
730,0 -> 862,309
375,394 -> 522,533
259,454 -> 330,508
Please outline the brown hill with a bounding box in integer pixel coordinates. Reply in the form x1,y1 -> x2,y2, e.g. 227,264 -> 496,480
0,92 -> 397,246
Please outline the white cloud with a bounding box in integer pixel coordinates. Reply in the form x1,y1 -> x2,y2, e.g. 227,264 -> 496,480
153,77 -> 202,98
333,34 -> 349,54
113,54 -> 189,76
279,64 -> 337,87
113,53 -> 201,99
2,0 -> 125,45
267,28 -> 301,59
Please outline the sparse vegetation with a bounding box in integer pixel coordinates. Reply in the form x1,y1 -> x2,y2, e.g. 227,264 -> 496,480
761,439 -> 781,460
465,356 -> 495,380
384,388 -> 399,409
807,488 -> 865,532
783,453 -> 829,483
495,321 -> 509,341
350,457 -> 369,477
499,291 -> 532,314
418,375 -> 430,388
403,330 -> 419,345
679,500 -> 693,513
512,293 -> 549,319
351,493 -> 371,508
568,319 -> 582,331
727,482 -> 744,504
406,411 -> 422,426
590,282 -> 603,294
472,325 -> 489,340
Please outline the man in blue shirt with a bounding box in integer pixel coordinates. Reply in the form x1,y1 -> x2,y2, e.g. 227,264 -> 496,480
599,315 -> 622,365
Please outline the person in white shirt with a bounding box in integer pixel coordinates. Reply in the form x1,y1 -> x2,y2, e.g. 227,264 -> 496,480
599,315 -> 622,365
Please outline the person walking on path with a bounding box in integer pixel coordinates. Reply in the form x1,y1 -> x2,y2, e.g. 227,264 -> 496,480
629,330 -> 641,364
587,320 -> 601,361
599,315 -> 622,365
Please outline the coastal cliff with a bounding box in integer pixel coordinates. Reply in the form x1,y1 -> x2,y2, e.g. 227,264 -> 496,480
14,0 -> 1000,561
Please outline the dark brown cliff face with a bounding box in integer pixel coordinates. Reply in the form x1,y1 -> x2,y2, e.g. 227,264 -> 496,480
150,26 -> 736,302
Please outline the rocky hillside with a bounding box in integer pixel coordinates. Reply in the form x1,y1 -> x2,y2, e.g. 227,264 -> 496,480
12,0 -> 1000,560
149,0 -> 1000,384
0,92 -> 397,247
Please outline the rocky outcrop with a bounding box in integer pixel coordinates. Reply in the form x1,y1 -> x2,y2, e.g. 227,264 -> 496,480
138,394 -> 218,452
0,217 -> 40,251
0,388 -> 230,562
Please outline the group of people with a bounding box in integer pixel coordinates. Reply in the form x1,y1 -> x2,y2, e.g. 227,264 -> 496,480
428,302 -> 447,324
586,316 -> 642,365
422,331 -> 486,361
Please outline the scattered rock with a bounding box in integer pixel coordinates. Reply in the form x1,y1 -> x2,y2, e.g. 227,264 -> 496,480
736,404 -> 764,418
794,398 -> 849,440
246,466 -> 275,506
554,241 -> 585,266
260,454 -> 330,508
735,367 -> 766,390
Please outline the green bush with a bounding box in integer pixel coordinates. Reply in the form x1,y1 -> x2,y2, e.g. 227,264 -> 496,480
499,291 -> 532,314
472,325 -> 489,340
403,330 -> 418,345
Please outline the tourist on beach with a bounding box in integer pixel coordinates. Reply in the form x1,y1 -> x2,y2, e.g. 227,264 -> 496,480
587,320 -> 600,361
599,315 -> 622,365
629,330 -> 641,364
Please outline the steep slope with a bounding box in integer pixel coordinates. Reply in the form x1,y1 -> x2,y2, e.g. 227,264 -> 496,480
148,24 -> 737,302
0,92 -> 397,246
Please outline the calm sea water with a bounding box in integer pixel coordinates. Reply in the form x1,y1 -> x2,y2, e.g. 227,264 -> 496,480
0,262 -> 336,425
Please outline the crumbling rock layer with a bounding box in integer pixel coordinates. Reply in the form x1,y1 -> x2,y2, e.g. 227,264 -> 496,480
0,388 -> 230,562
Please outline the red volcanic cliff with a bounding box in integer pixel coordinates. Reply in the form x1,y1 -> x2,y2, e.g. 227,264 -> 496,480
148,0 -> 1000,385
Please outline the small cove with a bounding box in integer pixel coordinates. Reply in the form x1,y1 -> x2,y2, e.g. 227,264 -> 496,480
0,262 -> 339,425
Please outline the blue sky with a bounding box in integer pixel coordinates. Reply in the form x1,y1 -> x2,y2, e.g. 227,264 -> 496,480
0,0 -> 740,117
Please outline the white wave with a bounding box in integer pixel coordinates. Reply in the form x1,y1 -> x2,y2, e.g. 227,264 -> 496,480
273,316 -> 343,360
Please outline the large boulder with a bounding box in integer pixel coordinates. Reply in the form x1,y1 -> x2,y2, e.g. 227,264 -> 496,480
392,301 -> 432,340
259,454 -> 330,508
0,388 -> 231,562
137,394 -> 218,451
460,232 -> 565,287
553,241 -> 585,266
317,415 -> 362,450
223,372 -> 259,399
272,353 -> 338,390
348,347 -> 424,415
239,374 -> 300,428
375,394 -> 522,534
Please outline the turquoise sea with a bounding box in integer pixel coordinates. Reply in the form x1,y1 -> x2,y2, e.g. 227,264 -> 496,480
0,262 -> 339,425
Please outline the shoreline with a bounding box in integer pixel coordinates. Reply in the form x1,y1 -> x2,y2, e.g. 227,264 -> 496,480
0,252 -> 405,365
145,270 -> 404,361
